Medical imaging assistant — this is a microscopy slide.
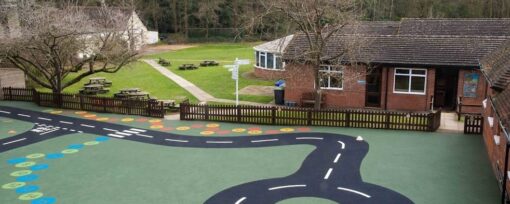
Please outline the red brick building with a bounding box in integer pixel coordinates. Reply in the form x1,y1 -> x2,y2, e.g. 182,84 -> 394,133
270,19 -> 510,113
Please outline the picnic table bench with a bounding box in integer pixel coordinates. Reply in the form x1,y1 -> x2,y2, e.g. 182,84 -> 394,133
158,58 -> 171,66
114,88 -> 149,99
84,77 -> 112,87
200,60 -> 220,67
179,64 -> 198,70
79,84 -> 110,95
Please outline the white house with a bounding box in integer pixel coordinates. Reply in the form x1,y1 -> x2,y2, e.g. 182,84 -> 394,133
253,35 -> 294,80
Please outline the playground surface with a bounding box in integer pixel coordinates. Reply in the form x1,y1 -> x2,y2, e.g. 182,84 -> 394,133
0,101 -> 500,204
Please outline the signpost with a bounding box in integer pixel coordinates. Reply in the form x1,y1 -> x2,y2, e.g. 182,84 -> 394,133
225,58 -> 250,106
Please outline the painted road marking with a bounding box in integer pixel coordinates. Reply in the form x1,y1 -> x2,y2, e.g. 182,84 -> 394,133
122,130 -> 139,134
80,124 -> 95,128
206,141 -> 234,144
59,121 -> 73,125
296,137 -> 323,140
337,187 -> 371,198
108,134 -> 125,138
78,131 -> 83,133
130,128 -> 146,132
0,110 -> 11,114
268,184 -> 307,191
62,128 -> 68,130
135,133 -> 154,139
2,138 -> 26,145
103,128 -> 118,132
324,168 -> 333,180
70,129 -> 76,132
338,141 -> 346,149
17,114 -> 31,118
37,117 -> 52,121
251,139 -> 279,143
165,139 -> 189,143
40,128 -> 59,135
334,153 -> 342,163
115,132 -> 132,136
235,197 -> 247,204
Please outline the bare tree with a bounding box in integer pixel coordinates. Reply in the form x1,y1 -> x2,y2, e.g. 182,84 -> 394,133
194,0 -> 224,39
0,2 -> 139,97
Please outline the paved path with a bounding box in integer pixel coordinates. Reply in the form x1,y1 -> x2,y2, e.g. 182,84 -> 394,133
438,112 -> 464,133
143,59 -> 268,106
0,106 -> 413,204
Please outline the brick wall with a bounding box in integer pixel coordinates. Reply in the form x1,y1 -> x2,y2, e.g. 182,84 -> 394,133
385,67 -> 435,111
253,66 -> 286,80
0,68 -> 25,88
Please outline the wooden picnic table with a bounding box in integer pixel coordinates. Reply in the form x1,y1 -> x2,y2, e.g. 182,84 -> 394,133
79,84 -> 110,95
84,77 -> 112,87
200,60 -> 220,67
179,64 -> 198,70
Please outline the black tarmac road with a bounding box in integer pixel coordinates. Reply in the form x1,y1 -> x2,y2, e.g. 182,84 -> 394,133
0,106 -> 413,204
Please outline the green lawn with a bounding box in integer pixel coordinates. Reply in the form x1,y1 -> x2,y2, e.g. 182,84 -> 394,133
38,61 -> 198,103
145,43 -> 275,103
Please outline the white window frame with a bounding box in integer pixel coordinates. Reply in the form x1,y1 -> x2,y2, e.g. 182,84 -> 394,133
255,50 -> 285,71
319,65 -> 344,90
393,68 -> 427,95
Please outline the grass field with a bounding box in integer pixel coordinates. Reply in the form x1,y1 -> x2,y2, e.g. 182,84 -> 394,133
37,61 -> 198,103
145,43 -> 275,103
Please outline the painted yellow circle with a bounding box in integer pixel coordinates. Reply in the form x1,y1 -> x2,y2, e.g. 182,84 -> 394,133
26,153 -> 45,159
121,118 -> 134,122
75,111 -> 87,115
10,170 -> 32,177
84,114 -> 97,118
200,131 -> 215,136
148,119 -> 162,123
18,192 -> 43,200
248,130 -> 263,135
280,128 -> 295,132
176,126 -> 190,131
232,128 -> 246,133
84,141 -> 99,146
150,125 -> 164,129
206,123 -> 220,128
8,130 -> 16,134
2,182 -> 26,189
15,162 -> 36,168
62,149 -> 79,154
96,117 -> 109,121
50,111 -> 63,114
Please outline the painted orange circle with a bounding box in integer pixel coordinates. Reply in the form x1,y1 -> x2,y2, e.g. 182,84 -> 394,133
148,119 -> 162,123
280,128 -> 295,132
248,130 -> 263,135
200,131 -> 215,136
84,114 -> 97,118
150,125 -> 164,129
96,117 -> 109,121
50,111 -> 63,114
75,111 -> 87,115
206,123 -> 220,128
121,118 -> 134,122
176,126 -> 191,131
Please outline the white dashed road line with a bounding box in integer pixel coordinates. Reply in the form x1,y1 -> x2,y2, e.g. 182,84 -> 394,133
80,124 -> 95,128
296,137 -> 323,140
115,132 -> 132,136
17,114 -> 31,118
130,128 -> 146,132
38,117 -> 52,121
108,134 -> 125,138
334,153 -> 342,163
235,197 -> 247,204
122,130 -> 139,134
165,139 -> 189,143
337,187 -> 371,198
338,141 -> 346,149
2,138 -> 26,145
324,168 -> 333,180
0,110 -> 11,114
206,141 -> 233,144
40,129 -> 60,136
135,133 -> 154,139
103,128 -> 118,132
251,139 -> 279,143
268,184 -> 307,191
59,121 -> 73,125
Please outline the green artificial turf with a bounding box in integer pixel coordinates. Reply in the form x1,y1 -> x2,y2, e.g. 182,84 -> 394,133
37,61 -> 198,103
277,197 -> 337,204
0,117 -> 34,139
145,43 -> 275,103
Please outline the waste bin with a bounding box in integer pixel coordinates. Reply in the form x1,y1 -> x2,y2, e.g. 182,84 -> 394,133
274,89 -> 285,105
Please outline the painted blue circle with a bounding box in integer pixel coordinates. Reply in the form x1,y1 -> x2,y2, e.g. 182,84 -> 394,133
16,174 -> 39,182
30,164 -> 49,171
46,153 -> 64,160
96,136 -> 110,142
15,185 -> 39,194
68,144 -> 84,149
31,197 -> 57,204
7,157 -> 27,165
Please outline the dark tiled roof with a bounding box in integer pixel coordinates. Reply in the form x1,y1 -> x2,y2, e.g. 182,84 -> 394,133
493,87 -> 510,128
399,18 -> 510,36
337,21 -> 400,35
284,33 -> 507,67
481,41 -> 510,90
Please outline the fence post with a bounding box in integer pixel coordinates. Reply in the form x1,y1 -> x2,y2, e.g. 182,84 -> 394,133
102,98 -> 107,113
237,106 -> 241,122
271,106 -> 276,125
79,95 -> 84,110
160,101 -> 164,118
385,113 -> 390,129
428,112 -> 434,132
32,89 -> 40,105
147,100 -> 153,117
345,110 -> 351,127
205,104 -> 209,120
179,103 -> 185,120
307,109 -> 312,126
8,87 -> 12,100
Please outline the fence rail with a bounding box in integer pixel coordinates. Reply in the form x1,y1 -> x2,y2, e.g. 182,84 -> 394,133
464,114 -> 484,134
2,87 -> 164,118
180,103 -> 442,132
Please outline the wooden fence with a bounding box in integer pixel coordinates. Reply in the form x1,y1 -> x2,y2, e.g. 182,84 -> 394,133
464,114 -> 484,134
180,103 -> 442,132
2,87 -> 165,118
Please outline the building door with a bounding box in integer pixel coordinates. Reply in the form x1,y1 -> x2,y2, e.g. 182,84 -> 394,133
366,68 -> 383,108
434,69 -> 459,110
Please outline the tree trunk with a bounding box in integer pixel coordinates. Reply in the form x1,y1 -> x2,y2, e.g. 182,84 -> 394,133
171,0 -> 179,33
313,65 -> 322,110
183,0 -> 189,38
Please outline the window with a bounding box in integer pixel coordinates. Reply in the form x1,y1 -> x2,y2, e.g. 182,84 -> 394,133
394,68 -> 427,94
319,65 -> 343,90
255,51 -> 285,70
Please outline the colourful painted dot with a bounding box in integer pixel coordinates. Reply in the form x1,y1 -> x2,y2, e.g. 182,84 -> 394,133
31,197 -> 56,204
26,153 -> 45,159
84,141 -> 99,146
16,174 -> 38,182
150,125 -> 164,129
148,119 -> 162,123
30,164 -> 49,171
248,127 -> 261,131
191,124 -> 204,128
8,130 -> 17,134
206,127 -> 220,132
176,126 -> 190,131
61,149 -> 79,154
46,153 -> 64,160
15,162 -> 36,168
265,130 -> 281,134
248,130 -> 263,135
280,128 -> 295,132
136,118 -> 148,122
2,182 -> 26,189
10,170 -> 32,177
18,192 -> 43,200
121,118 -> 134,122
232,128 -> 246,133
95,136 -> 110,142
68,144 -> 84,149
297,127 -> 311,132
75,111 -> 87,115
200,131 -> 215,136
96,117 -> 109,121
217,130 -> 231,135
161,127 -> 174,131
50,111 -> 62,114
15,185 -> 39,194
8,157 -> 28,165
206,123 -> 220,128
84,114 -> 97,118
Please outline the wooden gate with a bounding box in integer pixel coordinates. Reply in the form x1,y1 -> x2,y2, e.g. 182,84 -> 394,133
464,114 -> 484,134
